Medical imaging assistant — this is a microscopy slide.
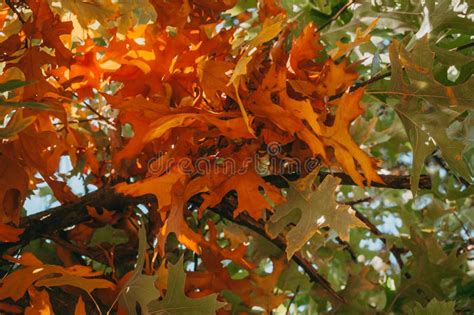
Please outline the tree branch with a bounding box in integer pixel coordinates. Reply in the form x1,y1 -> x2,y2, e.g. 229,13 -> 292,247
320,172 -> 431,189
0,188 -> 152,255
1,171 -> 432,301
0,172 -> 431,254
329,70 -> 391,101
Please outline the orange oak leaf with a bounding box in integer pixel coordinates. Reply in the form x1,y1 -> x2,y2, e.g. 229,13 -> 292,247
35,274 -> 115,294
150,0 -> 192,29
11,47 -> 57,99
322,89 -> 383,186
197,60 -> 235,110
186,248 -> 254,305
248,67 -> 305,135
257,0 -> 285,21
24,288 -> 53,315
0,223 -> 24,243
311,59 -> 358,97
114,169 -> 185,210
15,130 -> 67,177
143,113 -> 255,143
0,155 -> 29,224
199,171 -> 284,220
25,0 -> 73,66
157,179 -> 204,254
0,253 -> 114,302
203,221 -> 255,270
288,22 -> 323,77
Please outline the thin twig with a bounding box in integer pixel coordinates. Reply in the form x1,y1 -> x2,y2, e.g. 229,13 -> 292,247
285,285 -> 300,315
53,117 -> 107,126
329,70 -> 391,101
353,208 -> 405,269
83,102 -> 115,128
341,197 -> 372,206
317,0 -> 354,32
335,237 -> 357,262
5,0 -> 26,24
451,211 -> 471,237
452,41 -> 474,51
329,40 -> 474,102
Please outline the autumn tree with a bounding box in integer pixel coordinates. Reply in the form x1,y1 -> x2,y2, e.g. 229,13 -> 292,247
0,0 -> 472,313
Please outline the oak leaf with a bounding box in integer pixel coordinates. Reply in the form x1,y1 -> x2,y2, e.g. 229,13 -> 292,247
119,223 -> 161,315
24,288 -> 53,315
147,256 -> 226,314
0,155 -> 29,224
200,171 -> 284,220
288,22 -> 323,77
0,223 -> 24,243
158,179 -> 204,254
322,89 -> 383,186
11,47 -> 57,99
312,59 -> 358,97
266,174 -> 366,259
115,169 -> 184,210
197,60 -> 235,110
0,253 -> 114,301
389,37 -> 474,187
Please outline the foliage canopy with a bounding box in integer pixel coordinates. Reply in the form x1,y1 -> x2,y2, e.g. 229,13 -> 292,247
0,0 -> 472,314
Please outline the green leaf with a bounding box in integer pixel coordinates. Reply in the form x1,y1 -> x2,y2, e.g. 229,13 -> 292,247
397,111 -> 435,195
147,256 -> 226,315
118,223 -> 160,315
407,298 -> 455,315
397,229 -> 465,305
419,0 -> 474,37
388,37 -> 474,183
266,174 -> 366,259
89,225 -> 129,247
277,262 -> 312,292
0,80 -> 34,93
